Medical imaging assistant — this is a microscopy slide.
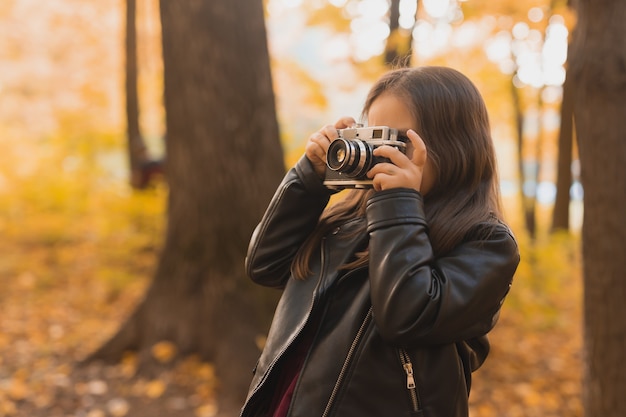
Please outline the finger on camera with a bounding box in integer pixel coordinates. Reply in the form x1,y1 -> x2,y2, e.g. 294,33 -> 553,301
334,117 -> 357,130
373,145 -> 406,164
366,162 -> 395,179
310,132 -> 331,150
406,129 -> 427,166
321,124 -> 340,141
372,175 -> 385,191
372,173 -> 397,191
374,174 -> 419,192
306,141 -> 326,161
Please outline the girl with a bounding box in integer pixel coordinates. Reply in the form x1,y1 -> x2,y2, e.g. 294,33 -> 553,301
241,66 -> 520,417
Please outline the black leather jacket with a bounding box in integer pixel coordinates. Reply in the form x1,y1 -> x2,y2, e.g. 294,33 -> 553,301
241,157 -> 520,417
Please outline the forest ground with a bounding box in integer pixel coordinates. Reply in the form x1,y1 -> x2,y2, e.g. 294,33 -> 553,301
0,213 -> 583,417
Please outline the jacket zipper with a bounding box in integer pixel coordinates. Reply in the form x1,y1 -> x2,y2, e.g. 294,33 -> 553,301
242,238 -> 331,416
399,348 -> 421,412
321,306 -> 373,417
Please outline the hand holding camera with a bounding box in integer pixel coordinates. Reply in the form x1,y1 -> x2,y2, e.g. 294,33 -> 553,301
367,129 -> 428,193
305,117 -> 357,179
306,119 -> 428,193
323,125 -> 408,190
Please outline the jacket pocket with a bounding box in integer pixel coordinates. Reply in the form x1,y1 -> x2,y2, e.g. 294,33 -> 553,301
398,348 -> 424,416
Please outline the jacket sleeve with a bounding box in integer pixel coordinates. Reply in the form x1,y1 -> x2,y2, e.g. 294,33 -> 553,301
245,156 -> 333,289
366,188 -> 520,346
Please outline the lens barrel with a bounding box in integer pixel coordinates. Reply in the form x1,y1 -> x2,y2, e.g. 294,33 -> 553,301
326,138 -> 372,178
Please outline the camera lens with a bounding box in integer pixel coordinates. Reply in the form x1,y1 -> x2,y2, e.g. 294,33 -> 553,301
335,148 -> 346,164
327,139 -> 352,171
326,138 -> 372,177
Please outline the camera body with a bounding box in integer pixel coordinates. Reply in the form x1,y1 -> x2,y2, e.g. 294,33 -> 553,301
323,125 -> 406,190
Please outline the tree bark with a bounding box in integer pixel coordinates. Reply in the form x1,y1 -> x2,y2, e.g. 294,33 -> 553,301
569,0 -> 626,415
89,0 -> 284,414
551,72 -> 574,232
510,77 -> 537,240
125,0 -> 149,188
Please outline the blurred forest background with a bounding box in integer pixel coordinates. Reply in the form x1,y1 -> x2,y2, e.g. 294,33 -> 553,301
1,0 -> 622,416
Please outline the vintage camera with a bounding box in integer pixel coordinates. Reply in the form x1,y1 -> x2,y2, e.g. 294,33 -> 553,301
323,125 -> 407,190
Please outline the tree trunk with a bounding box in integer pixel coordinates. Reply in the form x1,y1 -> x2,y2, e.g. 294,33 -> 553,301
384,0 -> 415,67
510,77 -> 536,240
551,71 -> 574,232
569,0 -> 626,415
89,0 -> 284,414
532,88 -> 545,233
126,0 -> 149,188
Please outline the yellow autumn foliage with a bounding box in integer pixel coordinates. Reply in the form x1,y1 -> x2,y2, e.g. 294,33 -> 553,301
0,0 -> 585,416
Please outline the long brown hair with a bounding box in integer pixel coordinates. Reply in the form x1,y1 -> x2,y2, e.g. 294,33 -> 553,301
293,66 -> 503,279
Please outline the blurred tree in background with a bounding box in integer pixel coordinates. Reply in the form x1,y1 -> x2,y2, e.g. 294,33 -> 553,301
125,0 -> 143,187
125,0 -> 163,190
383,0 -> 415,67
569,0 -> 626,415
86,0 -> 285,414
